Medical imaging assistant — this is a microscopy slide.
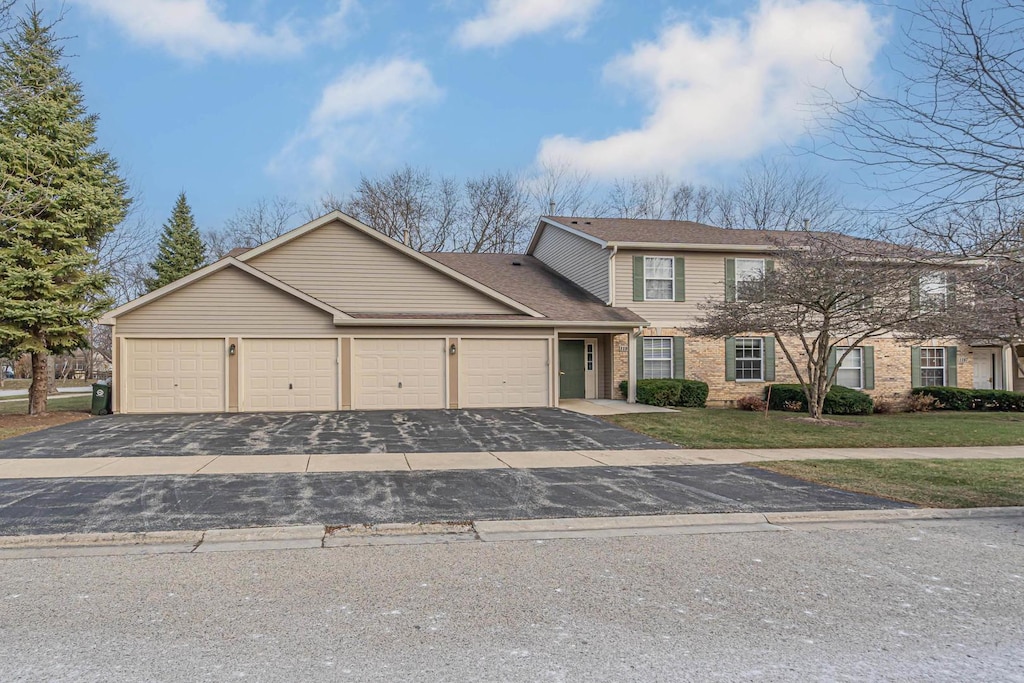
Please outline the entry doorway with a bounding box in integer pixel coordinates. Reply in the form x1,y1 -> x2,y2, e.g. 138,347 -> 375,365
972,348 -> 1003,390
558,338 -> 598,400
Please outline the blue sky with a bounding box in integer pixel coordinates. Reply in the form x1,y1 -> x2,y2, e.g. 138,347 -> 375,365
34,0 -> 895,232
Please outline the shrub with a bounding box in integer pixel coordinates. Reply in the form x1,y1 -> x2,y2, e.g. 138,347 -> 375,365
782,400 -> 803,412
904,393 -> 938,412
764,384 -> 874,415
676,379 -> 710,408
872,398 -> 900,414
911,387 -> 1024,412
737,395 -> 766,411
618,379 -> 710,408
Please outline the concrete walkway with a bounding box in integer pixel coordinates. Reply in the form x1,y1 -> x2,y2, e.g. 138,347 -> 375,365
560,399 -> 676,415
0,445 -> 1020,480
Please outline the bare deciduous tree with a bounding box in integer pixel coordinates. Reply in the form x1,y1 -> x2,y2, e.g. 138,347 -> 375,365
460,171 -> 532,253
527,159 -> 599,217
821,0 -> 1024,217
205,196 -> 300,258
604,174 -> 676,219
691,232 -> 949,419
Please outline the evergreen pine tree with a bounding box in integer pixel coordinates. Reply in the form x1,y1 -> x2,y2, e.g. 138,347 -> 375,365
0,9 -> 129,415
145,191 -> 207,291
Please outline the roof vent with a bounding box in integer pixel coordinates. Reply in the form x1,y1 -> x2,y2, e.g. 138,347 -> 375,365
571,220 -> 578,224
511,259 -> 522,266
584,221 -> 591,225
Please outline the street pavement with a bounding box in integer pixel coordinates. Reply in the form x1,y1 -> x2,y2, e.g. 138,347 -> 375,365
0,465 -> 909,536
0,518 -> 1020,681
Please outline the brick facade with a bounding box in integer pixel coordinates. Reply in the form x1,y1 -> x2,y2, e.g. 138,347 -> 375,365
614,329 -> 975,406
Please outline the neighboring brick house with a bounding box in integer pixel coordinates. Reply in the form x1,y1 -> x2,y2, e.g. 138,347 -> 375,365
527,216 -> 1014,406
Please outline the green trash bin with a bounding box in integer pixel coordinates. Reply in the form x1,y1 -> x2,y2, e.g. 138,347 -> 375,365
91,382 -> 112,415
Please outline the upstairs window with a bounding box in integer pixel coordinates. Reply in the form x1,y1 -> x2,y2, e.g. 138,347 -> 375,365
919,273 -> 950,311
735,258 -> 766,301
644,257 -> 674,301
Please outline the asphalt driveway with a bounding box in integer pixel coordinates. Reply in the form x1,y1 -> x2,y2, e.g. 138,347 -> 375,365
0,465 -> 910,535
0,408 -> 675,458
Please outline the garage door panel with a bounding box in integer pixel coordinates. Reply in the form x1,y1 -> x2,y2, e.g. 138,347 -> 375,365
126,338 -> 225,414
461,339 -> 550,408
353,338 -> 445,410
241,338 -> 338,412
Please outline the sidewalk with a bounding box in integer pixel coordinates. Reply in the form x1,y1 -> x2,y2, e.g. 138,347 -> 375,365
0,445 -> 1021,479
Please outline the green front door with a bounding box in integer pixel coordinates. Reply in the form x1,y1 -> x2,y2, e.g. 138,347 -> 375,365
558,340 -> 586,399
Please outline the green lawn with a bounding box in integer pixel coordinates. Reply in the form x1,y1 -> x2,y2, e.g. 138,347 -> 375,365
608,409 -> 1024,449
757,459 -> 1024,508
0,393 -> 92,415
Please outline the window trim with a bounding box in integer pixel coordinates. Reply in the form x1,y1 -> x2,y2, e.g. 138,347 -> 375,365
835,347 -> 863,390
734,336 -> 764,382
642,336 -> 673,379
920,346 -> 947,386
643,256 -> 674,302
734,258 -> 766,302
919,272 -> 950,311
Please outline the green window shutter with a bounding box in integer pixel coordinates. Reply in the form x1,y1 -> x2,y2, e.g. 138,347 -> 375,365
946,346 -> 958,386
673,337 -> 685,379
725,258 -> 737,302
947,273 -> 958,309
763,336 -> 776,382
636,338 -> 644,380
673,257 -> 685,302
725,337 -> 736,381
910,346 -> 922,387
765,259 -> 775,273
863,346 -> 875,390
633,256 -> 645,302
827,348 -> 838,379
910,275 -> 921,311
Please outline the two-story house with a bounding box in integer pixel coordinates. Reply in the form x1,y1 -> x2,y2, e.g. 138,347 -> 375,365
100,211 -> 1018,414
528,216 -> 1018,405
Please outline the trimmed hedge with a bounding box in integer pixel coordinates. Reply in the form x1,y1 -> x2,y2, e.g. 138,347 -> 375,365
764,383 -> 874,415
911,386 -> 1024,412
618,379 -> 709,408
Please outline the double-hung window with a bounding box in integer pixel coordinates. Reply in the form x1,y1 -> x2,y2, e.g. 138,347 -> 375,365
644,257 -> 674,301
642,337 -> 673,379
734,258 -> 766,301
919,273 -> 949,312
835,347 -> 863,389
734,337 -> 763,381
920,347 -> 946,386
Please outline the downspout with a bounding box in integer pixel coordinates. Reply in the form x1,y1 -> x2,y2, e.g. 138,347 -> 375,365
607,245 -> 618,306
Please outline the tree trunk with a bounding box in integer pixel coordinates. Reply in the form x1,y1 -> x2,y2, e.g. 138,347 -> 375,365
46,354 -> 58,394
29,352 -> 48,416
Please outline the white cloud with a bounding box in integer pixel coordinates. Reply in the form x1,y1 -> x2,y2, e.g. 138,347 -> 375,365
270,59 -> 442,186
537,0 -> 884,178
74,0 -> 357,61
455,0 -> 600,49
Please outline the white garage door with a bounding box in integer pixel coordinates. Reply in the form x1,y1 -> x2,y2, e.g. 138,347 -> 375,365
353,338 -> 445,410
125,338 -> 225,413
242,338 -> 338,412
460,338 -> 550,408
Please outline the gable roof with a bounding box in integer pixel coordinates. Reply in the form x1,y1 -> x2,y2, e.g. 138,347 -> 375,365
99,257 -> 349,325
238,211 -> 544,317
426,253 -> 645,324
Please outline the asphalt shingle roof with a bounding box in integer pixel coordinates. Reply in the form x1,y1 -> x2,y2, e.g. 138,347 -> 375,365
425,253 -> 643,324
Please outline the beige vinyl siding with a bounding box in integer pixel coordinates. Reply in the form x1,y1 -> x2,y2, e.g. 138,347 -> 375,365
532,225 -> 609,302
616,249 -> 773,325
333,326 -> 557,338
248,221 -> 516,314
116,266 -> 337,335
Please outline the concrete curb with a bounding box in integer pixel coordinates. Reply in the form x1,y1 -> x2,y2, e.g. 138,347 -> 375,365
0,507 -> 1020,557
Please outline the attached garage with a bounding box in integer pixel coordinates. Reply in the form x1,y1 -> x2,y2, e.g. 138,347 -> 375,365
123,338 -> 225,414
460,338 -> 550,408
241,338 -> 338,412
352,338 -> 446,410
